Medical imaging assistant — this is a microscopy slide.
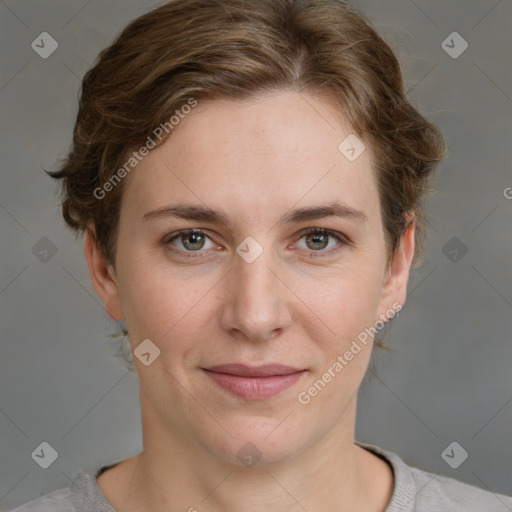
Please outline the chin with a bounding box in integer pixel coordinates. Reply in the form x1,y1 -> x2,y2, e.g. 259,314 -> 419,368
196,413 -> 313,467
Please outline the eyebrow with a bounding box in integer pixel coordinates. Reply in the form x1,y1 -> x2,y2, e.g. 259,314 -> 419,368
143,201 -> 368,226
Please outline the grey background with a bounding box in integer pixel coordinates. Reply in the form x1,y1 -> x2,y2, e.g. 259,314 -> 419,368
1,0 -> 511,509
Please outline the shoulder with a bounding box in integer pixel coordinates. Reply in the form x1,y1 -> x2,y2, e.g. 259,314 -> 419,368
410,466 -> 512,512
357,442 -> 512,512
5,487 -> 75,512
5,462 -> 119,512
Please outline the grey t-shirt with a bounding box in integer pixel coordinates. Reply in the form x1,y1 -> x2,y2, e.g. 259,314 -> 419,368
7,443 -> 512,511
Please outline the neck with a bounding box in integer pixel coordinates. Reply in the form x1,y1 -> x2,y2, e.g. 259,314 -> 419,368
101,398 -> 393,512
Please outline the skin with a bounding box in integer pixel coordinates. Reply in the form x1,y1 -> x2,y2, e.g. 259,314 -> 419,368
85,89 -> 415,511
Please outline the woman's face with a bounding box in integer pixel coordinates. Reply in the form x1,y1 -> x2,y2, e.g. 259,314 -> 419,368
88,90 -> 413,465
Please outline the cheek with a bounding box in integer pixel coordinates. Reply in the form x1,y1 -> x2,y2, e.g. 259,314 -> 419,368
116,256 -> 218,352
294,260 -> 384,345
294,270 -> 383,418
116,231 -> 386,360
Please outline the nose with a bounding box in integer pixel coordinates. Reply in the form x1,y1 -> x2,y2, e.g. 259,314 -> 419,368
218,243 -> 292,343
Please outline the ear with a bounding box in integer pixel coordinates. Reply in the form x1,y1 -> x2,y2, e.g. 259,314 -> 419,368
84,228 -> 124,320
378,216 -> 416,316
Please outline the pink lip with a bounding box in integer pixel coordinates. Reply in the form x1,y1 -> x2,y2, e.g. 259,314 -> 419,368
203,364 -> 307,400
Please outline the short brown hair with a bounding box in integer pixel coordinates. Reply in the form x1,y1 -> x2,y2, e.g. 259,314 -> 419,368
49,0 -> 447,266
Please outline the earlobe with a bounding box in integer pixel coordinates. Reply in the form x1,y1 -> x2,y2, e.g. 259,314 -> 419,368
84,228 -> 124,320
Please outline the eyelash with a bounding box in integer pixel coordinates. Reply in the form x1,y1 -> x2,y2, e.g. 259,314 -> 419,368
163,227 -> 349,259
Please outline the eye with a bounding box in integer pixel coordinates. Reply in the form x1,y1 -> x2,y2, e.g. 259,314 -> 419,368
163,227 -> 349,259
295,228 -> 347,257
164,229 -> 216,257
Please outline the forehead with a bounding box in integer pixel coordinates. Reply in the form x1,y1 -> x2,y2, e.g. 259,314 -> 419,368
120,90 -> 379,227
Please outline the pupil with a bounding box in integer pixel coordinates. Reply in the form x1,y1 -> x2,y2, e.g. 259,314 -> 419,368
309,233 -> 327,250
185,233 -> 203,250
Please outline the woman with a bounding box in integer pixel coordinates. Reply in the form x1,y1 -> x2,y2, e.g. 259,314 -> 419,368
10,0 -> 512,510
